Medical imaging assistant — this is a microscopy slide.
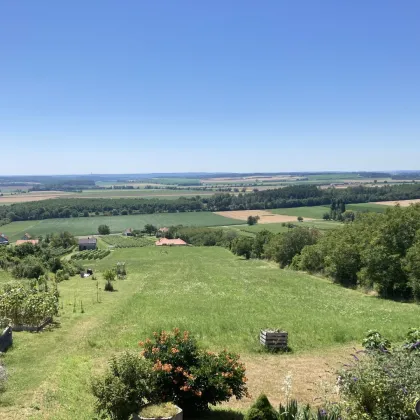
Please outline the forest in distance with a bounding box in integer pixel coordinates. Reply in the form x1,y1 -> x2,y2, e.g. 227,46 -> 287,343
2,183 -> 420,224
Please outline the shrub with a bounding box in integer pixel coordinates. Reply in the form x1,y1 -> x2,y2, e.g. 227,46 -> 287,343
11,255 -> 45,279
362,330 -> 391,351
140,329 -> 248,412
91,351 -> 155,420
245,394 -> 278,420
104,281 -> 114,292
0,282 -> 59,326
98,224 -> 110,235
338,348 -> 420,419
404,327 -> 420,351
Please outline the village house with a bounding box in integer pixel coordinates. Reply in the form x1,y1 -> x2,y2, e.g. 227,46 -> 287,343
0,234 -> 9,245
157,227 -> 169,237
16,239 -> 39,246
155,238 -> 187,246
123,228 -> 133,236
78,237 -> 97,251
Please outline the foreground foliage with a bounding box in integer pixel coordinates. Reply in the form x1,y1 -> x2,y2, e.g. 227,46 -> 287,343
140,329 -> 248,412
0,280 -> 59,326
339,348 -> 420,419
91,352 -> 156,420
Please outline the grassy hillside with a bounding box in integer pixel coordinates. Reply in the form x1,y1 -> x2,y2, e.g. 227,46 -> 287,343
0,246 -> 419,418
0,212 -> 242,241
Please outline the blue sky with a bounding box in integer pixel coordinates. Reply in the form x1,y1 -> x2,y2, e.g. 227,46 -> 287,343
1,1 -> 419,175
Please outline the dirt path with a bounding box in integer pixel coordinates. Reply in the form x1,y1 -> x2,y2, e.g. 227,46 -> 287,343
223,344 -> 354,410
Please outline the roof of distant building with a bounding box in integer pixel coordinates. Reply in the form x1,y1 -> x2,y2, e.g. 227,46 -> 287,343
155,238 -> 187,246
78,237 -> 97,244
16,239 -> 39,246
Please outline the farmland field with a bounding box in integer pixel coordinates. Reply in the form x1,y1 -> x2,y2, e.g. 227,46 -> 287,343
373,199 -> 420,207
346,203 -> 388,213
271,203 -> 387,219
214,210 -> 314,223
0,246 -> 419,419
270,206 -> 330,219
0,212 -> 243,241
232,220 -> 342,235
76,189 -> 215,199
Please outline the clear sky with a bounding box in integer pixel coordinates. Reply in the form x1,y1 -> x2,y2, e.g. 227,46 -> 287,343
1,1 -> 419,175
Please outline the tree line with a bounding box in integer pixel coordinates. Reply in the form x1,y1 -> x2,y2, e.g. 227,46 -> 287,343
2,184 -> 420,223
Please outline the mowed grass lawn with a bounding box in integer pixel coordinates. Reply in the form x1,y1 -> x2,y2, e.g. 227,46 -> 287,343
1,246 -> 420,419
0,212 -> 243,241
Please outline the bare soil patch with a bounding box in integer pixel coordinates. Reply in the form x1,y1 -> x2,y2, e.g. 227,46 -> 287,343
0,192 -> 70,204
214,210 -> 314,223
373,199 -> 420,207
223,345 -> 353,411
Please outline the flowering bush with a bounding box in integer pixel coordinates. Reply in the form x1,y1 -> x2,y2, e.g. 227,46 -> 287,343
139,329 -> 248,412
338,348 -> 420,419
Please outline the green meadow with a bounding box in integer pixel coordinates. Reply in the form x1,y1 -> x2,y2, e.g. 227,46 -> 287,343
0,212 -> 242,241
0,246 -> 419,419
270,203 -> 386,219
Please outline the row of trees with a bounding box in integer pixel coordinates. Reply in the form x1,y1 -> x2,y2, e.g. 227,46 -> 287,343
2,184 -> 420,223
293,204 -> 420,300
0,232 -> 82,280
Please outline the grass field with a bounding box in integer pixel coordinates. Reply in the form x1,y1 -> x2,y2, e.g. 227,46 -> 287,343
0,246 -> 419,419
76,189 -> 214,199
0,212 -> 243,241
229,220 -> 341,235
270,204 -> 386,219
270,206 -> 331,219
346,203 -> 388,213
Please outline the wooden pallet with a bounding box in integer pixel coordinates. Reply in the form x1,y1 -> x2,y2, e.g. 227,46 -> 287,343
260,330 -> 288,348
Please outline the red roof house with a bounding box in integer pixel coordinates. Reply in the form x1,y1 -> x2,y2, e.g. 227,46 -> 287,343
155,238 -> 187,246
15,239 -> 39,246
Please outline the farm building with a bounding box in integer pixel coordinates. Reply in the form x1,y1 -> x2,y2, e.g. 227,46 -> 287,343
155,238 -> 187,246
157,227 -> 169,238
16,239 -> 39,246
22,233 -> 32,240
123,228 -> 133,236
0,234 -> 9,245
78,237 -> 97,251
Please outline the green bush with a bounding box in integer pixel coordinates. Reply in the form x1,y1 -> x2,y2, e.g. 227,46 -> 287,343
0,281 -> 58,326
140,329 -> 248,412
404,327 -> 420,351
362,330 -> 391,351
91,352 -> 155,420
245,394 -> 278,420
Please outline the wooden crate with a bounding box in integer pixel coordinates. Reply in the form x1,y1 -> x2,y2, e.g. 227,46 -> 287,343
260,330 -> 288,349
